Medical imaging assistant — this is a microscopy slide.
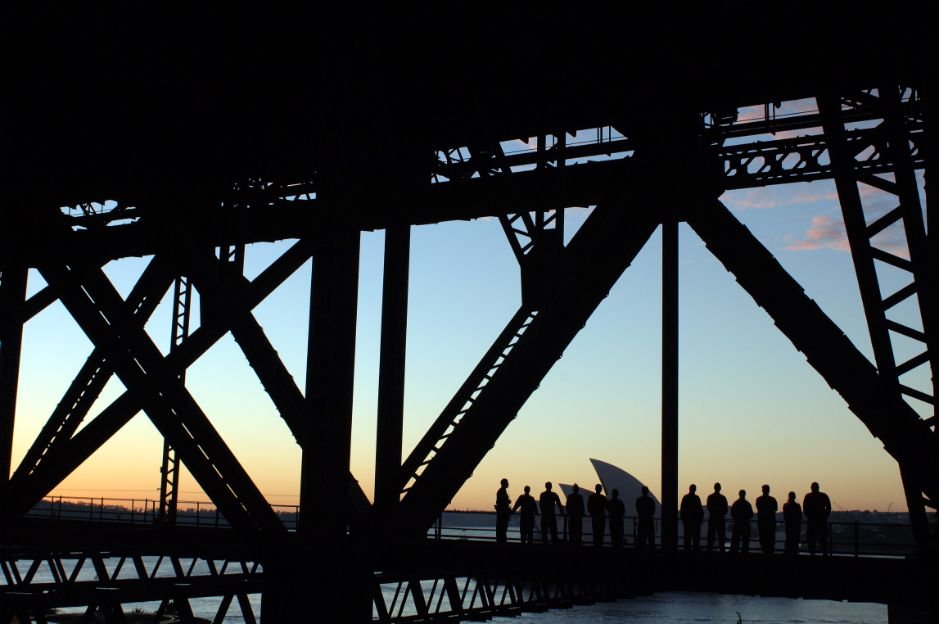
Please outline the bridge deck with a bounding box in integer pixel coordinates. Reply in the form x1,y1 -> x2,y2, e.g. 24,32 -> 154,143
2,518 -> 931,610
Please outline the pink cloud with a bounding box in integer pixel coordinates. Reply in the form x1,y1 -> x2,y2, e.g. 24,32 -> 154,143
786,215 -> 850,252
787,212 -> 911,258
723,188 -> 838,211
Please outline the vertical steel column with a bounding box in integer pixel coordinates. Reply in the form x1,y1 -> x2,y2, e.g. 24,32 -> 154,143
920,34 -> 939,415
158,275 -> 192,527
821,92 -> 935,540
926,86 -> 939,388
661,221 -> 679,551
300,228 -> 361,539
818,95 -> 898,380
0,266 -> 28,496
879,85 -> 938,409
375,225 -> 410,513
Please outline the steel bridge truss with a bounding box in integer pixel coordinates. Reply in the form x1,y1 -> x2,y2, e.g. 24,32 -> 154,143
0,548 -> 262,624
0,78 -> 936,621
372,572 -> 622,624
384,88 -> 937,538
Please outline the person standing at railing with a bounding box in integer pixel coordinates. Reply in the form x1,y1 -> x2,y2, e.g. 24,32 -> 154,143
783,491 -> 803,555
495,478 -> 512,544
587,484 -> 607,547
803,482 -> 831,556
513,485 -> 538,544
539,482 -> 564,544
706,482 -> 728,552
566,484 -> 586,546
636,485 -> 656,551
680,484 -> 704,551
608,489 -> 626,548
755,484 -> 778,554
730,489 -> 753,554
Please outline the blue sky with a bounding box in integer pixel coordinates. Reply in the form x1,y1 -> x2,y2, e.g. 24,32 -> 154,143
11,139 -> 930,514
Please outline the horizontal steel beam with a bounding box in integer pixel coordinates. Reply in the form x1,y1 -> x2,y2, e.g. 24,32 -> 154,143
10,121 -> 927,267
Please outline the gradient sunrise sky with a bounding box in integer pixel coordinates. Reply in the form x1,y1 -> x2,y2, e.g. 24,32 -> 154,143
11,116 -> 930,513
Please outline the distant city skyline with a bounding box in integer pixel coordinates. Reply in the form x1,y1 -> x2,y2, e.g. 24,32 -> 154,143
12,170 -> 928,514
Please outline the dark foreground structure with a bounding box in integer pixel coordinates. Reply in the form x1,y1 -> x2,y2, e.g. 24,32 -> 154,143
2,3 -> 938,622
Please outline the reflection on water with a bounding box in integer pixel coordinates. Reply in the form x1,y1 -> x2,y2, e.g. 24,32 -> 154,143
514,592 -> 885,624
25,556 -> 885,624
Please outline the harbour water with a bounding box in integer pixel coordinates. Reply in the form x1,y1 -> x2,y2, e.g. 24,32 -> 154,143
35,567 -> 886,624
513,593 -> 885,624
45,589 -> 889,624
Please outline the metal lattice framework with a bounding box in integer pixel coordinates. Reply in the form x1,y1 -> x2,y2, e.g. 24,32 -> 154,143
2,2 -> 938,622
0,547 -> 262,624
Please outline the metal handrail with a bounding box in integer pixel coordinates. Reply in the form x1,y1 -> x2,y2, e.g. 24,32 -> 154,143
429,510 -> 920,557
25,497 -> 920,557
26,495 -> 300,530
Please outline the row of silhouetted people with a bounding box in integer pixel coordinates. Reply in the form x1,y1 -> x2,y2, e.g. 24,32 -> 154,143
680,482 -> 832,555
495,479 -> 832,554
494,478 -> 659,549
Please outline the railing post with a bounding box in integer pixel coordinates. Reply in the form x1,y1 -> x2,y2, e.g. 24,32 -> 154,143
215,507 -> 220,528
131,499 -> 135,525
196,501 -> 201,527
854,522 -> 859,557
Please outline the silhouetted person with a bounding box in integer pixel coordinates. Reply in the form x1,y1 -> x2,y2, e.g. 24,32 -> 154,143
755,484 -> 778,554
566,483 -> 585,545
636,485 -> 656,551
783,491 -> 802,555
803,482 -> 831,556
495,478 -> 511,544
513,485 -> 538,544
587,483 -> 607,547
539,482 -> 564,544
607,489 -> 626,548
679,484 -> 704,551
730,489 -> 753,553
706,482 -> 728,552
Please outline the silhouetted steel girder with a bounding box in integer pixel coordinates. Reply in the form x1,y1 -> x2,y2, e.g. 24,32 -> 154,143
8,242 -> 317,516
36,257 -> 284,534
184,248 -> 370,517
397,192 -> 939,535
0,265 -> 28,494
12,256 -> 175,485
877,86 -> 939,413
159,272 -> 194,527
686,199 -> 939,506
0,547 -> 262,624
465,143 -> 542,266
8,2 -> 932,210
10,118 -> 926,269
10,238 -> 329,530
374,226 -> 410,512
300,226 -> 362,538
819,89 -> 936,543
42,95 -> 921,235
819,95 -> 901,382
820,90 -> 937,412
21,286 -> 56,323
394,195 -> 661,534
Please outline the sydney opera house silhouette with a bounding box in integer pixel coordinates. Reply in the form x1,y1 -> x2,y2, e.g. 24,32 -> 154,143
559,459 -> 661,515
